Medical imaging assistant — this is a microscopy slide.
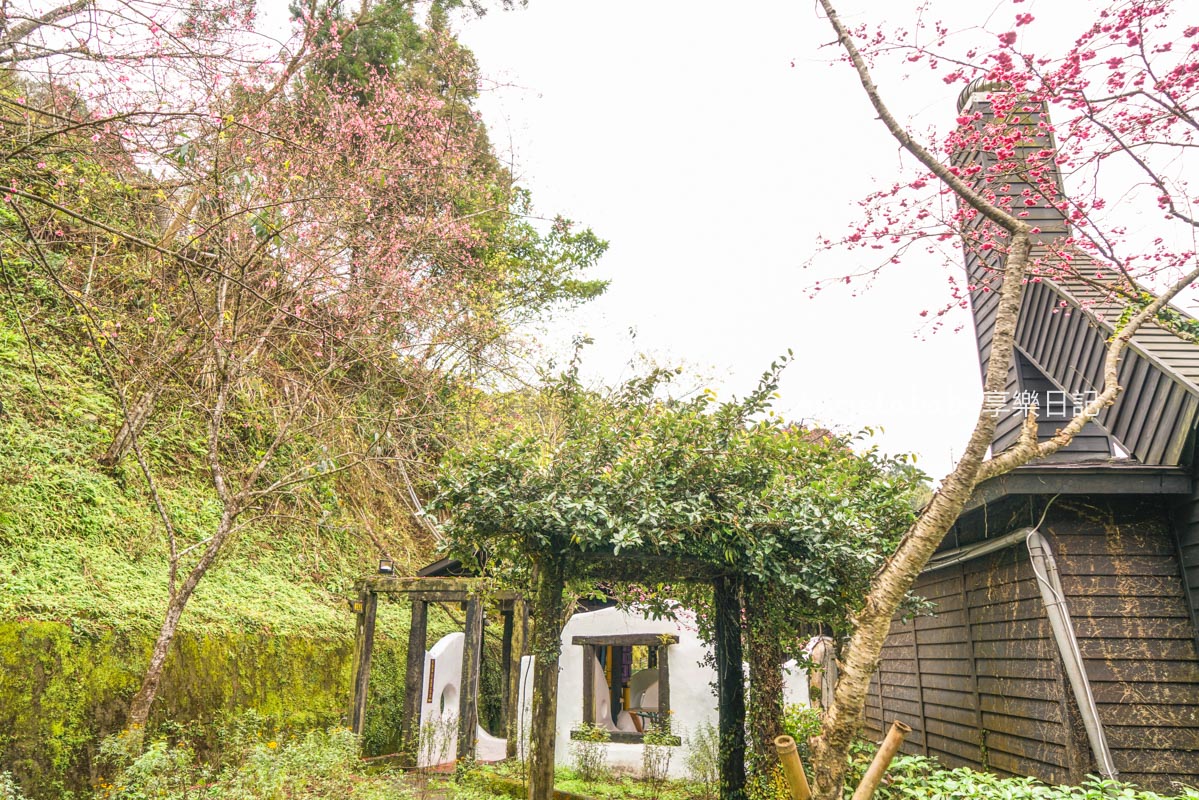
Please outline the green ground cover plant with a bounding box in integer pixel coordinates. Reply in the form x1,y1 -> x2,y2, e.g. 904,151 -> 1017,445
870,756 -> 1199,800
95,721 -> 409,800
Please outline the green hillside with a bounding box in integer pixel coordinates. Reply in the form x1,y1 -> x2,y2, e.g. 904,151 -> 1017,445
0,301 -> 413,638
0,298 -> 463,797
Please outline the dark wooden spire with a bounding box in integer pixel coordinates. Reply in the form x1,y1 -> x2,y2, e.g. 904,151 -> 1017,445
956,82 -> 1199,466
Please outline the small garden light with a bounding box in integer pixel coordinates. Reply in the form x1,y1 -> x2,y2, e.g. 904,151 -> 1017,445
377,558 -> 394,575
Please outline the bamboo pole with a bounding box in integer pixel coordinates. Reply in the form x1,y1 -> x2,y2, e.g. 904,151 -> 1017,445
851,720 -> 911,800
773,735 -> 811,800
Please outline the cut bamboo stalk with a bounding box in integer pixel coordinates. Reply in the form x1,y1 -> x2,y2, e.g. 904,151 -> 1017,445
851,720 -> 911,800
774,735 -> 811,800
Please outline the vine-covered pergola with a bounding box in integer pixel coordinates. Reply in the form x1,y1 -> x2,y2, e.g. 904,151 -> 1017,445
524,553 -> 751,799
429,361 -> 923,800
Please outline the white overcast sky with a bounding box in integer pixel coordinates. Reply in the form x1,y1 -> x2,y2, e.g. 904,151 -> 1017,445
453,0 -> 1038,479
254,0 -> 1140,478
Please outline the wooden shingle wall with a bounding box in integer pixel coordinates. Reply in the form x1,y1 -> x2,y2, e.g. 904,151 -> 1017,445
867,498 -> 1199,792
1174,485 -> 1199,657
1051,500 -> 1199,787
865,547 -> 1076,783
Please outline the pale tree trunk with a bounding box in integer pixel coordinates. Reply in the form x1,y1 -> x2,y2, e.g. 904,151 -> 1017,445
128,268 -> 239,728
128,508 -> 238,728
123,259 -> 333,727
100,386 -> 161,467
0,0 -> 93,53
808,2 -> 1199,797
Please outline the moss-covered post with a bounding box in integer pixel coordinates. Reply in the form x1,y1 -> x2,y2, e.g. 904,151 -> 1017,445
505,596 -> 528,760
528,557 -> 567,800
745,580 -> 786,791
714,576 -> 747,800
349,588 -> 378,736
400,597 -> 428,765
459,593 -> 485,760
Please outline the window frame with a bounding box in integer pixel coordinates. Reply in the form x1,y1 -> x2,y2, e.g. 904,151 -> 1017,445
570,633 -> 682,745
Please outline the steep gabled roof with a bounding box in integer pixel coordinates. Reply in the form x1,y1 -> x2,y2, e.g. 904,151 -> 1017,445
971,250 -> 1199,466
956,85 -> 1199,468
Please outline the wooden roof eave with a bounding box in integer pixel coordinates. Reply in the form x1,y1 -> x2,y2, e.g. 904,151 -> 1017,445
962,462 -> 1192,514
1007,269 -> 1199,466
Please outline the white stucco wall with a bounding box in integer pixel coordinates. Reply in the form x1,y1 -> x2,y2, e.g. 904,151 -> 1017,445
417,631 -> 508,766
419,605 -> 811,778
552,606 -> 717,778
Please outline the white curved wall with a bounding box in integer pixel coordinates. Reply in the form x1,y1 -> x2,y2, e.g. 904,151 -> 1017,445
420,605 -> 812,777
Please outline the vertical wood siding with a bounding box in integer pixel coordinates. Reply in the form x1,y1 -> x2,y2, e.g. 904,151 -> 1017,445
868,498 -> 1199,792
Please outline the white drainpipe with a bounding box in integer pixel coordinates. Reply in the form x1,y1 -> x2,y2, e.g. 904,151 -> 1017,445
1025,529 -> 1118,779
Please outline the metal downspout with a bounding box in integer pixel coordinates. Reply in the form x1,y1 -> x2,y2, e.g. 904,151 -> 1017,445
1025,529 -> 1118,780
920,527 -> 1118,778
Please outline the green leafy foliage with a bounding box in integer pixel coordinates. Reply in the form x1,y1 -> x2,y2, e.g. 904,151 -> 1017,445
781,704 -> 821,764
867,756 -> 1199,800
98,723 -> 410,800
641,724 -> 675,800
432,355 -> 925,633
1,773 -> 29,800
683,722 -> 719,800
569,722 -> 611,784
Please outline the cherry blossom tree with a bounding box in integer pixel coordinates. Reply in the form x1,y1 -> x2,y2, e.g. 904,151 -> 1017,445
806,1 -> 1199,796
0,1 -> 604,728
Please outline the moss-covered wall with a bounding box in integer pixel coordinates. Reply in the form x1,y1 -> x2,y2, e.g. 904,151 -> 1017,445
0,599 -> 485,800
0,621 -> 398,800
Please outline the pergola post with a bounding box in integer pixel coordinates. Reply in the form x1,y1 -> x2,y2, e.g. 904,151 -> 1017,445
745,580 -> 786,782
581,643 -> 597,725
400,598 -> 428,765
528,557 -> 567,800
459,594 -> 485,760
505,596 -> 529,760
349,588 -> 378,736
714,576 -> 747,800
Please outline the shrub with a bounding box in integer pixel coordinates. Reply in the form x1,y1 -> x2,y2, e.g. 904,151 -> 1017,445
569,722 -> 610,784
781,704 -> 821,764
683,721 -> 718,799
873,755 -> 1199,800
0,773 -> 28,800
642,723 -> 675,799
97,723 -> 410,800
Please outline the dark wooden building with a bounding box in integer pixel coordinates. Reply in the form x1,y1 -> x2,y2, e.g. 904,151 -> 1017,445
864,83 -> 1199,791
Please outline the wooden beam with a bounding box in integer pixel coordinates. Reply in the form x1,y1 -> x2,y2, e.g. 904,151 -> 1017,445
349,590 -> 378,735
361,574 -> 520,599
405,591 -> 472,603
347,589 -> 366,731
571,633 -> 680,647
459,595 -> 484,761
714,576 -> 747,800
569,729 -> 681,746
505,597 -> 528,760
400,598 -> 428,765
